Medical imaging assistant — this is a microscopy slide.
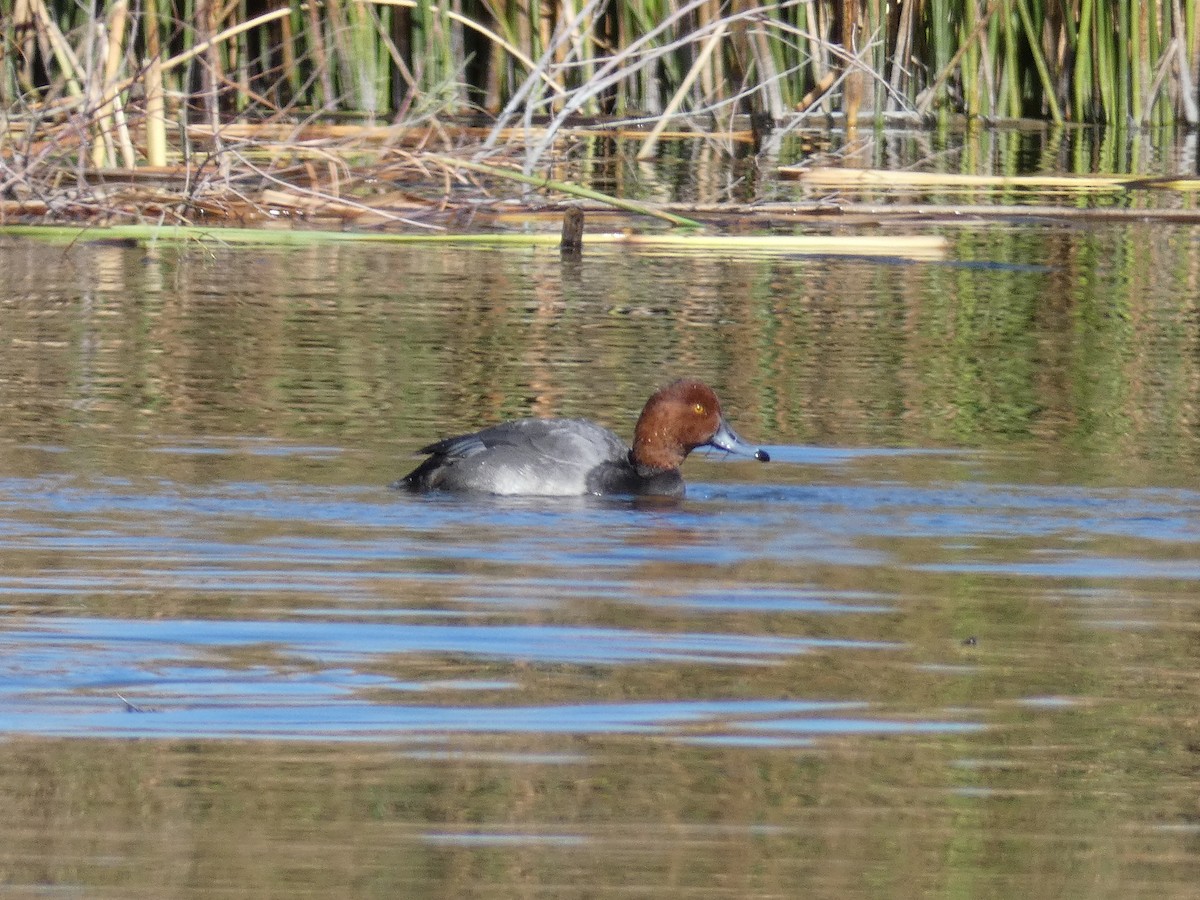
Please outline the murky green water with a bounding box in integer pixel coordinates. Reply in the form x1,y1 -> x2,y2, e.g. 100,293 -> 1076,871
1,223 -> 1199,897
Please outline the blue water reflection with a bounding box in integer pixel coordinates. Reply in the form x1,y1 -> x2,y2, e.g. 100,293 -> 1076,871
2,440 -> 1198,743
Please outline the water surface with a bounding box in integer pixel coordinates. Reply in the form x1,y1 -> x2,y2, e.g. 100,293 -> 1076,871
1,225 -> 1199,897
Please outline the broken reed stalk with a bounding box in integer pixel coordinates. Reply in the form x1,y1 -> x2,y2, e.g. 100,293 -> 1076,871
559,207 -> 585,253
427,155 -> 703,228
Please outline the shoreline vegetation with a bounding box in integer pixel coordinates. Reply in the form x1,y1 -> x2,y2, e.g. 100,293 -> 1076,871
3,0 -> 1200,238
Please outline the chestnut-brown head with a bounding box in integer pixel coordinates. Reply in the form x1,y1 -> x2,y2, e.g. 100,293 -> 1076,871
630,379 -> 769,473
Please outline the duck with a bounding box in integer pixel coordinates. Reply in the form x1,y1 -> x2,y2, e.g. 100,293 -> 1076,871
396,379 -> 769,497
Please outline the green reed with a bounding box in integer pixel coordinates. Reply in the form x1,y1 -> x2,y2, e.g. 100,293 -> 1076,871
1,0 -> 1198,171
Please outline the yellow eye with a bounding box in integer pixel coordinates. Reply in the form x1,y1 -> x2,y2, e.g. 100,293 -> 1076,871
693,403 -> 706,415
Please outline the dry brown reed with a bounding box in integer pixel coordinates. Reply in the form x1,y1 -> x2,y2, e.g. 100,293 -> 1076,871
2,1 -> 1197,228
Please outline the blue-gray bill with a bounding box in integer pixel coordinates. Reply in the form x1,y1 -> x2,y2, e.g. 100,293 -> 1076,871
708,418 -> 770,462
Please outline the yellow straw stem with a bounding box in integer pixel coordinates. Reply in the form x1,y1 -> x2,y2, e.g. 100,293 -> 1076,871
0,224 -> 949,261
145,55 -> 168,167
637,20 -> 728,160
783,167 -> 1140,192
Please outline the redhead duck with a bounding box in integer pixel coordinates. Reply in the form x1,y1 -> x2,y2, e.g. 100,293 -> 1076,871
397,379 -> 769,497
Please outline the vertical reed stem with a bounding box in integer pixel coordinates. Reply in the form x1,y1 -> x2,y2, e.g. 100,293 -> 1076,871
144,0 -> 167,166
1014,0 -> 1061,123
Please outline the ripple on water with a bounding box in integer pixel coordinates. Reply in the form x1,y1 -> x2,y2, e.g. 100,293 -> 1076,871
1,463 -> 1199,746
